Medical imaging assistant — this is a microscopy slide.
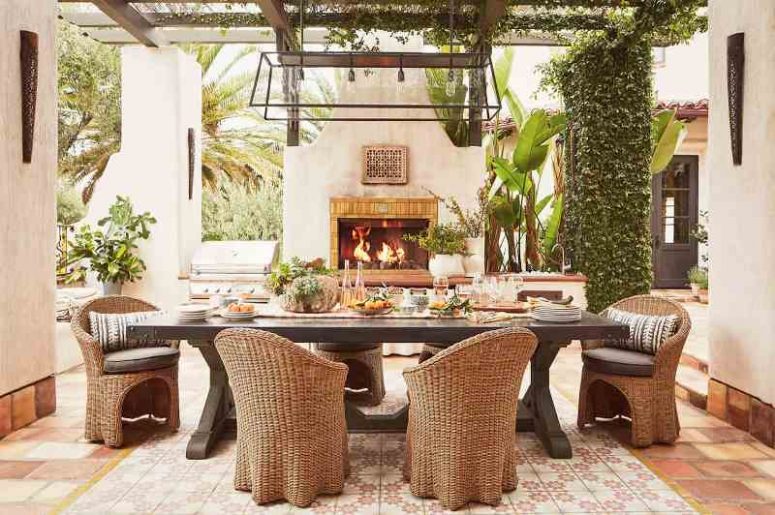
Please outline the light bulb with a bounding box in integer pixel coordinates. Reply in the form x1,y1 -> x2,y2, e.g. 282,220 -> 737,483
445,78 -> 456,97
297,67 -> 305,85
348,68 -> 356,83
396,68 -> 405,94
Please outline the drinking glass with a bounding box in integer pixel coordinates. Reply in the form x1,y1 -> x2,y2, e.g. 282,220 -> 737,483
471,273 -> 486,304
486,275 -> 500,303
432,275 -> 449,301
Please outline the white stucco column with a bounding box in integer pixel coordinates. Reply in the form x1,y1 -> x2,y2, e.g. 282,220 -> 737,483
708,0 -> 775,405
86,47 -> 202,310
0,0 -> 57,397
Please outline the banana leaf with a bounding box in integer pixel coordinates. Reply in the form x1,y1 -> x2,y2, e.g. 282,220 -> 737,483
651,109 -> 687,174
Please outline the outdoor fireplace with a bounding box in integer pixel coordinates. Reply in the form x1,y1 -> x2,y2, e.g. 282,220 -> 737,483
338,218 -> 428,270
330,197 -> 437,272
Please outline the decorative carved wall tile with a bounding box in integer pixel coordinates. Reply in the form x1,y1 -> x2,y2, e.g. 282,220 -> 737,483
20,31 -> 39,164
362,145 -> 408,185
727,32 -> 744,166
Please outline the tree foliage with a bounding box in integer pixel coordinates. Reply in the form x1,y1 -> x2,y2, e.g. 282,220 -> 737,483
57,21 -> 121,203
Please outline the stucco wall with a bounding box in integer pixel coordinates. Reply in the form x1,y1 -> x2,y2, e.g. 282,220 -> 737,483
708,0 -> 775,405
283,43 -> 485,262
86,47 -> 202,310
0,0 -> 57,396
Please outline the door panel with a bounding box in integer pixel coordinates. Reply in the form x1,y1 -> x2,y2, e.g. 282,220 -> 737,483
651,156 -> 699,288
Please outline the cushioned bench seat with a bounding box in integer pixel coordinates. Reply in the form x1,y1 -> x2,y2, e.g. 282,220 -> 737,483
104,346 -> 180,374
582,347 -> 655,377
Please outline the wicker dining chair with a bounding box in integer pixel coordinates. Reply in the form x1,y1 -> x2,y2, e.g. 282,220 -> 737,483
314,343 -> 385,406
71,296 -> 180,448
403,328 -> 538,510
577,295 -> 691,447
215,328 -> 350,507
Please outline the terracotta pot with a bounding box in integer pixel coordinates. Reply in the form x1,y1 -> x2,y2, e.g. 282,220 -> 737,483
428,254 -> 465,277
463,237 -> 485,275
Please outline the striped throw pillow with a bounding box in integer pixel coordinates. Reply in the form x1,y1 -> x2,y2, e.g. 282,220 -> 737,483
604,308 -> 679,355
89,311 -> 166,353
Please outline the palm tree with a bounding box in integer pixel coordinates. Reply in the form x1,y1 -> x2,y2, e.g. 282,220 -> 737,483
182,44 -> 286,189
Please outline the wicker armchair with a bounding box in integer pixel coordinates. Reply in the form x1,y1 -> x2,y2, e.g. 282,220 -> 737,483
403,328 -> 538,510
314,343 -> 385,406
215,328 -> 349,507
578,295 -> 691,447
71,296 -> 180,448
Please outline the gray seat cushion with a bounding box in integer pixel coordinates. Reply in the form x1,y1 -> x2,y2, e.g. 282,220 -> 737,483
582,347 -> 655,377
103,346 -> 180,374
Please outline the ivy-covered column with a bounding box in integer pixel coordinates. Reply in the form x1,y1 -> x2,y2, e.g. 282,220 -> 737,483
548,36 -> 654,312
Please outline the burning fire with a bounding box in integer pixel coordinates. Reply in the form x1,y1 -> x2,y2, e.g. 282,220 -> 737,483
351,225 -> 406,265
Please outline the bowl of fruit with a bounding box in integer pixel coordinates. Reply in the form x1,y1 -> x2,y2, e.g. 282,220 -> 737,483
221,302 -> 257,320
350,291 -> 394,316
429,294 -> 472,318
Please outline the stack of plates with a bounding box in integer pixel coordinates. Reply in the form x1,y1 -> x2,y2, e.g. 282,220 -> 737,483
175,304 -> 215,322
531,303 -> 582,323
220,308 -> 258,320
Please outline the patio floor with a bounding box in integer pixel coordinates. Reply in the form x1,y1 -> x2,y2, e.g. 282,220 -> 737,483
1,327 -> 773,514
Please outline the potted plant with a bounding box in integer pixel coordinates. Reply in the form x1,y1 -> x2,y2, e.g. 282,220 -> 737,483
404,223 -> 467,277
687,266 -> 708,302
56,184 -> 88,283
268,257 -> 339,313
427,189 -> 487,274
66,196 -> 156,295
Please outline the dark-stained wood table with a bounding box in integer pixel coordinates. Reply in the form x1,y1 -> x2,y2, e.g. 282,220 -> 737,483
128,313 -> 627,460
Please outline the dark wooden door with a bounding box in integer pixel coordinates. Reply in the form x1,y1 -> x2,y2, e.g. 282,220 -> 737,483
651,155 -> 699,288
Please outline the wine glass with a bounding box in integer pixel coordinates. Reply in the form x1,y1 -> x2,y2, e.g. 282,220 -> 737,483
471,273 -> 486,304
432,275 -> 449,301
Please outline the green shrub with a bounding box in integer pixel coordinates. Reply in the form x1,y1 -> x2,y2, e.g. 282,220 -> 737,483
687,266 -> 708,289
56,185 -> 88,226
403,223 -> 467,255
545,35 -> 654,312
202,179 -> 282,242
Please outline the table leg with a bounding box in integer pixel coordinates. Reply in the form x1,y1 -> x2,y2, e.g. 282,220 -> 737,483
186,340 -> 235,460
521,341 -> 572,459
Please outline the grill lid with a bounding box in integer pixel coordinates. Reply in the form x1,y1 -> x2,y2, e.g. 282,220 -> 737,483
190,241 -> 279,275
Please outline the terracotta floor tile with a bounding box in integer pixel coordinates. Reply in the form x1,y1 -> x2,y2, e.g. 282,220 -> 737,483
744,479 -> 775,501
741,502 -> 775,515
751,443 -> 775,459
25,459 -> 108,480
703,502 -> 753,515
0,460 -> 43,479
0,479 -> 50,502
0,441 -> 41,460
695,443 -> 770,461
676,428 -> 715,443
649,459 -> 702,478
0,502 -> 52,514
676,479 -> 763,502
694,460 -> 764,478
639,443 -> 707,460
753,461 -> 775,478
697,427 -> 757,443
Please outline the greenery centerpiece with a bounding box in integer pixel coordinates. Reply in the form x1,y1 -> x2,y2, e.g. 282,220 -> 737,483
403,223 -> 467,277
66,196 -> 156,295
268,257 -> 339,313
427,189 -> 488,274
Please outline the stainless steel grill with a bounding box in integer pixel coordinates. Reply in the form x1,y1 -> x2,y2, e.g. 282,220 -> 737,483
188,241 -> 279,302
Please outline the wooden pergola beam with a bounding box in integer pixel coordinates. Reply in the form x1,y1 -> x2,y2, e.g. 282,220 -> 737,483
89,0 -> 167,47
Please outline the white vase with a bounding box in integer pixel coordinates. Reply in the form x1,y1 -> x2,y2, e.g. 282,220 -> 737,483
463,237 -> 485,275
428,254 -> 465,277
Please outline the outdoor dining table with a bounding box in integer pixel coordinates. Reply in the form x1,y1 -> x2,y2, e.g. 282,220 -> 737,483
128,312 -> 628,461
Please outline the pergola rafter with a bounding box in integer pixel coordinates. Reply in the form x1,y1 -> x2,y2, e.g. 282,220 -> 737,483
58,0 -> 704,47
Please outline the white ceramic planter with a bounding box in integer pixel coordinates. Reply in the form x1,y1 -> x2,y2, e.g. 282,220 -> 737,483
463,237 -> 485,275
102,281 -> 122,295
428,254 -> 465,277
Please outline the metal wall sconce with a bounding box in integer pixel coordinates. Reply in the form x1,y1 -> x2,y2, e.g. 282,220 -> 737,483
20,30 -> 39,164
727,32 -> 744,166
187,128 -> 196,200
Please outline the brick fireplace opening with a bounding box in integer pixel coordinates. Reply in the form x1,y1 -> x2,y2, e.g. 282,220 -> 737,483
330,197 -> 437,273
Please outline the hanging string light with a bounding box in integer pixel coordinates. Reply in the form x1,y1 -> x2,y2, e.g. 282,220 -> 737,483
348,53 -> 356,83
445,0 -> 457,97
297,0 -> 305,83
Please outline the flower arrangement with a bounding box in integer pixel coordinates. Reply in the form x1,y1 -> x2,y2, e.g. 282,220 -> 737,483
403,223 -> 467,256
